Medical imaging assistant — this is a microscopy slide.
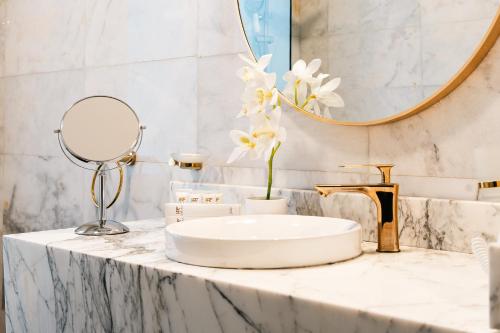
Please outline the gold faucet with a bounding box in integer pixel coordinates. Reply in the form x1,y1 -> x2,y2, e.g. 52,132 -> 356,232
315,164 -> 400,253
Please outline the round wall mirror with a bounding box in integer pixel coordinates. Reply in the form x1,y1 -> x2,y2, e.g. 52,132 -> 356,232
237,0 -> 500,125
56,96 -> 145,236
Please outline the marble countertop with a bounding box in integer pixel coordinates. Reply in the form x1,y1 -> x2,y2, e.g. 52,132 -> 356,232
4,219 -> 493,333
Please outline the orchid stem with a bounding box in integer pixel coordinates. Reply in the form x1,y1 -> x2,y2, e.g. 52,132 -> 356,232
266,142 -> 281,200
294,81 -> 299,106
301,95 -> 316,109
301,98 -> 310,109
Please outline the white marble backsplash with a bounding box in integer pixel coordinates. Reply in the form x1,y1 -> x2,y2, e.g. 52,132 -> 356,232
171,181 -> 500,254
198,165 -> 481,201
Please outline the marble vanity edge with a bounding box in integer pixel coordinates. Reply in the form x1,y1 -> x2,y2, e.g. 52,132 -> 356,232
170,181 -> 500,254
3,221 -> 465,333
490,243 -> 500,329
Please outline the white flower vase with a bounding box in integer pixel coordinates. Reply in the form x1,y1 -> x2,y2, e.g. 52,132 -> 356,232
245,197 -> 288,215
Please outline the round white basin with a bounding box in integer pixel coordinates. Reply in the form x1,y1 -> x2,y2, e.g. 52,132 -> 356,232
165,215 -> 362,269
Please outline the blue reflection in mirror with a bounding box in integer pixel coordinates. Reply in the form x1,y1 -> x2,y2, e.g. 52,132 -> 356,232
239,0 -> 291,90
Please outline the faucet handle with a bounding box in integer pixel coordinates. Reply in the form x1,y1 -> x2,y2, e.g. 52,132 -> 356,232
339,164 -> 394,184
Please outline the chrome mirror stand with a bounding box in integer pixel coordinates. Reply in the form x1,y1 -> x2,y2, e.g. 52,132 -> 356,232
55,96 -> 146,236
75,165 -> 129,236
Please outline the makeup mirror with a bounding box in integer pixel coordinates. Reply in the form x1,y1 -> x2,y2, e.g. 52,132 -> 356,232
55,96 -> 145,235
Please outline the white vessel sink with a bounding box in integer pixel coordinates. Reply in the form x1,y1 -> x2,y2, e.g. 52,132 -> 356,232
165,215 -> 362,269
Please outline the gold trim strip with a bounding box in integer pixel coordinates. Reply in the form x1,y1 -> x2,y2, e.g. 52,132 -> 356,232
478,180 -> 500,189
235,0 -> 500,126
172,160 -> 203,170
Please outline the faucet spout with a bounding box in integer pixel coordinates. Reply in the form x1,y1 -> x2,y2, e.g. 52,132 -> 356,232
315,183 -> 400,253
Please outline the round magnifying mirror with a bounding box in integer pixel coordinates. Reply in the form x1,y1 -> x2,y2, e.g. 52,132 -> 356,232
57,96 -> 144,236
61,96 -> 141,163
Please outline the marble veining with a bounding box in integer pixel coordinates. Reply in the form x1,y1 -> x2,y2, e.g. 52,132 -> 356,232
294,0 -> 497,122
4,219 -> 491,333
490,243 -> 500,329
172,181 -> 500,254
198,165 -> 480,201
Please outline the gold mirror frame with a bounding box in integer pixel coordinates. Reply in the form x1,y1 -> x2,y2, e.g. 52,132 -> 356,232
235,0 -> 500,126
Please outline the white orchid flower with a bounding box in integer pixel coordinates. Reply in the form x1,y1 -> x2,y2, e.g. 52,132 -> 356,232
238,73 -> 280,118
236,54 -> 273,86
240,53 -> 272,72
230,53 -> 292,199
309,73 -> 330,89
227,109 -> 285,164
282,58 -> 322,105
249,107 -> 287,159
303,77 -> 345,118
250,107 -> 285,137
282,78 -> 307,106
227,130 -> 265,163
288,58 -> 322,83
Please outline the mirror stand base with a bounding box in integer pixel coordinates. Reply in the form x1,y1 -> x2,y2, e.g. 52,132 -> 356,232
75,220 -> 130,236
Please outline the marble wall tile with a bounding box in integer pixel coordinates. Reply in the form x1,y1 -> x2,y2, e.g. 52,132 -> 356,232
197,0 -> 246,57
291,35 -> 301,63
405,198 -> 496,252
369,42 -> 500,181
332,85 -> 424,122
3,0 -> 86,76
374,174 -> 479,201
295,35 -> 330,73
422,19 -> 492,86
197,53 -> 250,166
198,165 -> 369,190
85,58 -> 198,163
0,2 -> 6,77
275,105 -> 369,172
2,70 -> 85,157
328,27 -> 421,89
419,0 -> 500,25
0,79 -> 5,154
296,0 -> 329,38
198,165 -> 479,201
478,187 -> 500,202
328,0 -> 419,34
85,0 -> 197,67
422,85 -> 441,100
2,155 -> 86,234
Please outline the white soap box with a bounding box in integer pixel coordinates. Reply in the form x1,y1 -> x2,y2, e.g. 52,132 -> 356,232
164,202 -> 241,225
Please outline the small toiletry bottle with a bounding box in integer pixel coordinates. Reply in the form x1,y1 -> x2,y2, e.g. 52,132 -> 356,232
189,193 -> 202,203
175,190 -> 191,203
202,192 -> 217,204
